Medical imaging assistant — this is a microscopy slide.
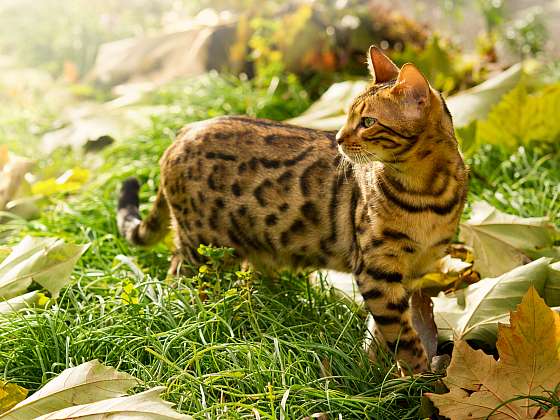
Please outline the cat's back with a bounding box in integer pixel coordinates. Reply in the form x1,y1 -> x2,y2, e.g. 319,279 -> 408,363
161,116 -> 343,195
171,115 -> 338,161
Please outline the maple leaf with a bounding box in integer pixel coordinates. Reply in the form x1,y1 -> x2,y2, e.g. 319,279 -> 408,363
427,287 -> 560,420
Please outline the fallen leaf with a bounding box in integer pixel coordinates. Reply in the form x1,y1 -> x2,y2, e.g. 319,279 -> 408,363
32,387 -> 191,420
0,291 -> 39,314
433,258 -> 553,344
0,382 -> 27,415
460,201 -> 559,278
0,236 -> 90,299
31,167 -> 90,196
410,255 -> 472,290
4,197 -> 40,220
0,360 -> 138,420
427,287 -> 560,420
410,291 -> 438,362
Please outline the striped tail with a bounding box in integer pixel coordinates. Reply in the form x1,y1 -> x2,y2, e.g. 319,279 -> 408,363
117,177 -> 170,246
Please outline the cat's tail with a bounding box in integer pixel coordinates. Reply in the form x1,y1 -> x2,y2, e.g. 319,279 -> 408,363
117,177 -> 170,246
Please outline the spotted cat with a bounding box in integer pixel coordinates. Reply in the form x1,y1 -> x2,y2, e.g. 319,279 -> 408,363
117,46 -> 468,373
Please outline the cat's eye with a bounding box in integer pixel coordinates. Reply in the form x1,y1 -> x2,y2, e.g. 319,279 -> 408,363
361,117 -> 377,128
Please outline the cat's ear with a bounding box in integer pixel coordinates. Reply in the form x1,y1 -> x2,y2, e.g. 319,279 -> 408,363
367,45 -> 399,84
392,63 -> 430,105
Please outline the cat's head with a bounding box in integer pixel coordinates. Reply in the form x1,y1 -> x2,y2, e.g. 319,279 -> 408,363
336,46 -> 453,165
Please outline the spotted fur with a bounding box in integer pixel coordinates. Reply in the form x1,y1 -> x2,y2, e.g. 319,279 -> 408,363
117,46 -> 467,374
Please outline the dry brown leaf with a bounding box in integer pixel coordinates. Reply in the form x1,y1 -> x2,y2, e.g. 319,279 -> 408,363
410,291 -> 438,362
427,287 -> 560,419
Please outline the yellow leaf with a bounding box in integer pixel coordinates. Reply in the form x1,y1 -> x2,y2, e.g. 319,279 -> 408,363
410,272 -> 455,290
56,167 -> 89,184
427,287 -> 560,419
36,292 -> 50,306
410,255 -> 472,290
31,168 -> 90,196
0,382 -> 28,414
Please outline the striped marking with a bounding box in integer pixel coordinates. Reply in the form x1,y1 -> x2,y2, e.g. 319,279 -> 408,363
374,315 -> 402,325
366,267 -> 403,283
378,176 -> 460,215
382,228 -> 412,241
387,297 -> 409,312
386,337 -> 417,350
361,288 -> 383,300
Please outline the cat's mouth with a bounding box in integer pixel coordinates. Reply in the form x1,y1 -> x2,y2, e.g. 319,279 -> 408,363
339,148 -> 381,165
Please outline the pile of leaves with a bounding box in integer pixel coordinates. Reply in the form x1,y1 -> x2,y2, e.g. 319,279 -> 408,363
428,287 -> 560,419
427,201 -> 559,346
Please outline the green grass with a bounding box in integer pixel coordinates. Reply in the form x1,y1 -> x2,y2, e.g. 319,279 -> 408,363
0,72 -> 559,418
467,143 -> 560,226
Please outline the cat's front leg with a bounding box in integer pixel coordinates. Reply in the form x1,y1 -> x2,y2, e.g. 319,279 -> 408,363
354,260 -> 428,373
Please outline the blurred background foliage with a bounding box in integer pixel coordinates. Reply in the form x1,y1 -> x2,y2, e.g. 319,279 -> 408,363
1,0 -> 554,97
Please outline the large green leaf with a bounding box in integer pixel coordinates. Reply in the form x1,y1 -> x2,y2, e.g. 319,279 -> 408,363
459,201 -> 559,278
477,82 -> 560,148
433,258 -> 556,344
0,236 -> 90,299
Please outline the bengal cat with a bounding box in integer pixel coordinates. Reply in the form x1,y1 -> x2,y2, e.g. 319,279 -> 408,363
117,46 -> 467,373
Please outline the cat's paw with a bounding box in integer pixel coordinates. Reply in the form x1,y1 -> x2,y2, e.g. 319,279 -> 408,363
397,344 -> 429,376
